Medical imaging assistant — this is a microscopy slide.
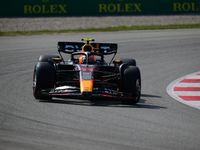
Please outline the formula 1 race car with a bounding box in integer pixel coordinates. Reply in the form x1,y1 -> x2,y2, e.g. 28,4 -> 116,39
33,38 -> 141,104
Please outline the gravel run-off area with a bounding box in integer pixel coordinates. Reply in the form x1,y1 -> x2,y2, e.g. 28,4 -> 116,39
0,15 -> 200,32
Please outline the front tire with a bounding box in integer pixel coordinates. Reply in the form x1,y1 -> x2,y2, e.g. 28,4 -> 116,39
33,62 -> 56,100
120,65 -> 141,105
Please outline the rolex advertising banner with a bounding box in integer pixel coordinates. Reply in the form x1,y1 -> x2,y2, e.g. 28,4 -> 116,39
0,0 -> 200,17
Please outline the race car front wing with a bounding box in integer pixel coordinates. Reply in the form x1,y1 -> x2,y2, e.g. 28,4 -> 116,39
38,86 -> 139,100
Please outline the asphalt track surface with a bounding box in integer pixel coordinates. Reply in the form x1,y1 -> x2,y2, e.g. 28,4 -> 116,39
0,29 -> 200,150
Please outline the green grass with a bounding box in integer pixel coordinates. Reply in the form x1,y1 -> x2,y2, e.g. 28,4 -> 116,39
1,24 -> 200,36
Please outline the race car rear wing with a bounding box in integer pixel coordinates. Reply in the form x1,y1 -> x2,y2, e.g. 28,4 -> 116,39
58,42 -> 117,55
91,43 -> 117,55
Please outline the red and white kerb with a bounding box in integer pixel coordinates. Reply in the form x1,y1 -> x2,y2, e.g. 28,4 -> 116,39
167,71 -> 200,109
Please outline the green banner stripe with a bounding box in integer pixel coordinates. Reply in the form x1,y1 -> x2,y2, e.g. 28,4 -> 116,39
0,0 -> 200,17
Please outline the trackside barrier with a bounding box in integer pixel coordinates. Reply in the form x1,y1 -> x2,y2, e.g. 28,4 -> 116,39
0,0 -> 200,17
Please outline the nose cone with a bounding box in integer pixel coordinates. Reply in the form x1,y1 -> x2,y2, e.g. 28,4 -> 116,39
80,80 -> 93,93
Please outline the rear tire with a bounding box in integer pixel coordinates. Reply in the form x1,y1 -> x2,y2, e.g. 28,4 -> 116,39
120,65 -> 141,105
33,62 -> 56,100
120,58 -> 136,66
38,55 -> 60,62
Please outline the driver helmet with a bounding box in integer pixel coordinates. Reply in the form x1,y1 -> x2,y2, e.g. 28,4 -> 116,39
79,55 -> 96,64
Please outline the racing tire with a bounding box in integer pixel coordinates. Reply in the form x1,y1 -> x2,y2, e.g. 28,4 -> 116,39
38,55 -> 60,62
120,58 -> 136,66
33,62 -> 56,100
120,65 -> 141,105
